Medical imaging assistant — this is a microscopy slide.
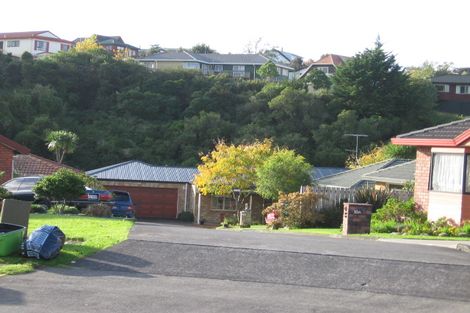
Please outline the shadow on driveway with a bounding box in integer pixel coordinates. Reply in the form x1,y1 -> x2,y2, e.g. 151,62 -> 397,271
0,287 -> 25,305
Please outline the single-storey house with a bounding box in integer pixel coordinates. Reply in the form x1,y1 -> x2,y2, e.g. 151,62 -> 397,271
315,159 -> 410,189
392,118 -> 470,224
362,160 -> 415,190
87,160 -> 267,224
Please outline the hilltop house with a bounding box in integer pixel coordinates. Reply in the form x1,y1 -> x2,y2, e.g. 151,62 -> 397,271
137,51 -> 294,80
0,31 -> 72,58
431,74 -> 470,115
73,35 -> 139,58
297,54 -> 350,79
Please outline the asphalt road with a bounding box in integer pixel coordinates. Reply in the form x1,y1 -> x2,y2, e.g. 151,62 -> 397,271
1,221 -> 470,313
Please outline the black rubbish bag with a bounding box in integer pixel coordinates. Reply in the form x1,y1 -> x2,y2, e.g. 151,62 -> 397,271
22,225 -> 65,260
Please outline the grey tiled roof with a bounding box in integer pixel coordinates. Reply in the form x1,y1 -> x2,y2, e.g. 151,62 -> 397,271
362,160 -> 415,185
139,51 -> 292,68
432,75 -> 470,84
86,161 -> 198,183
311,167 -> 348,180
139,51 -> 195,61
396,118 -> 470,139
315,159 -> 410,189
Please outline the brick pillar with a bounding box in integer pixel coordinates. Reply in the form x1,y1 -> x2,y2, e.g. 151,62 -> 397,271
414,147 -> 431,212
0,144 -> 14,184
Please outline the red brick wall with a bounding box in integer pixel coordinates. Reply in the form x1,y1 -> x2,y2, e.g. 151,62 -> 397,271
414,147 -> 431,211
0,144 -> 14,184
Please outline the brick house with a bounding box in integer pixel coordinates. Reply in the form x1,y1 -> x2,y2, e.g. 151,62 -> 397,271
87,160 -> 266,224
392,118 -> 470,224
431,74 -> 470,115
0,135 -> 30,184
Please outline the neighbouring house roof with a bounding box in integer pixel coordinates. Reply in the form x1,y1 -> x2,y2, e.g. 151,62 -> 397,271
392,118 -> 470,146
311,167 -> 348,180
0,31 -> 72,43
13,154 -> 80,177
362,160 -> 415,185
431,75 -> 470,84
315,159 -> 410,189
298,54 -> 350,78
139,51 -> 293,69
264,49 -> 302,64
73,35 -> 139,51
87,160 -> 198,184
0,135 -> 30,154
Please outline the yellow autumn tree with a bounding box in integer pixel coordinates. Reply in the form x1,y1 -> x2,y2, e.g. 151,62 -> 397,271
194,139 -> 273,197
72,35 -> 103,53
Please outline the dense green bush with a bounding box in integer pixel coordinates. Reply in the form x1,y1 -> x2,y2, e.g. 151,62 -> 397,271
373,198 -> 425,223
354,187 -> 391,213
262,189 -> 322,229
318,202 -> 344,228
371,220 -> 402,233
222,214 -> 238,227
177,211 -> 194,222
82,203 -> 112,217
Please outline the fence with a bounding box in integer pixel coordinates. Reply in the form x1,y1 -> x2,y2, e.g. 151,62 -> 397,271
303,186 -> 413,210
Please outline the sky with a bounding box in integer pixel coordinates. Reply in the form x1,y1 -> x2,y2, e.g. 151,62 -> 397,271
2,0 -> 469,67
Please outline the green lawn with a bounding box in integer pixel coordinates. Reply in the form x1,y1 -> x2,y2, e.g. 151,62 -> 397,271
0,214 -> 134,276
221,225 -> 470,240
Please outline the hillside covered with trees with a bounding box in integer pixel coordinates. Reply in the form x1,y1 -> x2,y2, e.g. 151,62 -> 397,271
0,42 -> 453,170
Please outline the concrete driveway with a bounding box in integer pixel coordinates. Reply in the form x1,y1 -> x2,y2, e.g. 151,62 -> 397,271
1,221 -> 470,313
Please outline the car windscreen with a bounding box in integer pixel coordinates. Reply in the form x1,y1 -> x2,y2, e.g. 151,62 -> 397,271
3,179 -> 22,191
112,192 -> 130,202
18,177 -> 42,191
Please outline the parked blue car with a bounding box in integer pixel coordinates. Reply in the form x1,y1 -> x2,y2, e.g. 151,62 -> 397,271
110,190 -> 135,218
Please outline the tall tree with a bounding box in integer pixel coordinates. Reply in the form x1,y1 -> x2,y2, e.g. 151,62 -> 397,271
257,61 -> 279,80
191,43 -> 215,54
46,130 -> 79,163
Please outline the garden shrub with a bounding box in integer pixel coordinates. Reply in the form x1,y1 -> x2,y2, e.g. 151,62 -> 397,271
318,201 -> 344,228
222,214 -> 238,227
371,219 -> 401,233
262,188 -> 322,228
177,211 -> 194,222
30,204 -> 48,214
49,204 -> 80,215
373,197 -> 424,223
83,203 -> 112,217
354,187 -> 390,212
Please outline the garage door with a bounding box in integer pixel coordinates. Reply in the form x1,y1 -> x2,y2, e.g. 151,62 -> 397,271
106,185 -> 178,219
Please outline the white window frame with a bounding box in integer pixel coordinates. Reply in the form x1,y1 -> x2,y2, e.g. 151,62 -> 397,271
7,40 -> 19,47
183,62 -> 200,70
214,64 -> 223,72
233,65 -> 245,72
456,85 -> 470,94
431,153 -> 465,193
211,196 -> 236,211
435,84 -> 449,93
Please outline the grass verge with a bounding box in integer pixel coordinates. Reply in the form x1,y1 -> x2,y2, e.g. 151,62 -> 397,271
0,214 -> 134,276
220,225 -> 470,240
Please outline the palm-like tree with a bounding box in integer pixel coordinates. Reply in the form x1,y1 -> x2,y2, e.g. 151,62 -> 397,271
46,130 -> 78,164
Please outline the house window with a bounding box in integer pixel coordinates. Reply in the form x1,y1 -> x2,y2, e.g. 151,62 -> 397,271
316,66 -> 329,74
233,65 -> 245,72
214,65 -> 223,72
7,40 -> 19,47
60,44 -> 70,51
183,62 -> 200,70
211,196 -> 236,211
34,40 -> 48,51
435,84 -> 449,92
232,71 -> 246,78
466,155 -> 470,193
431,153 -> 464,193
0,41 -> 3,50
456,85 -> 470,94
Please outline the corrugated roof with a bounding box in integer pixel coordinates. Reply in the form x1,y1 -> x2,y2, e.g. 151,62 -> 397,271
315,159 -> 410,188
396,118 -> 470,139
139,51 -> 195,61
311,167 -> 348,180
432,75 -> 470,84
86,160 -> 198,183
362,160 -> 415,185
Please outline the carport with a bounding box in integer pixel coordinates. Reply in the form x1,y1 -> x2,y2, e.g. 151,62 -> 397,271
87,161 -> 198,219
